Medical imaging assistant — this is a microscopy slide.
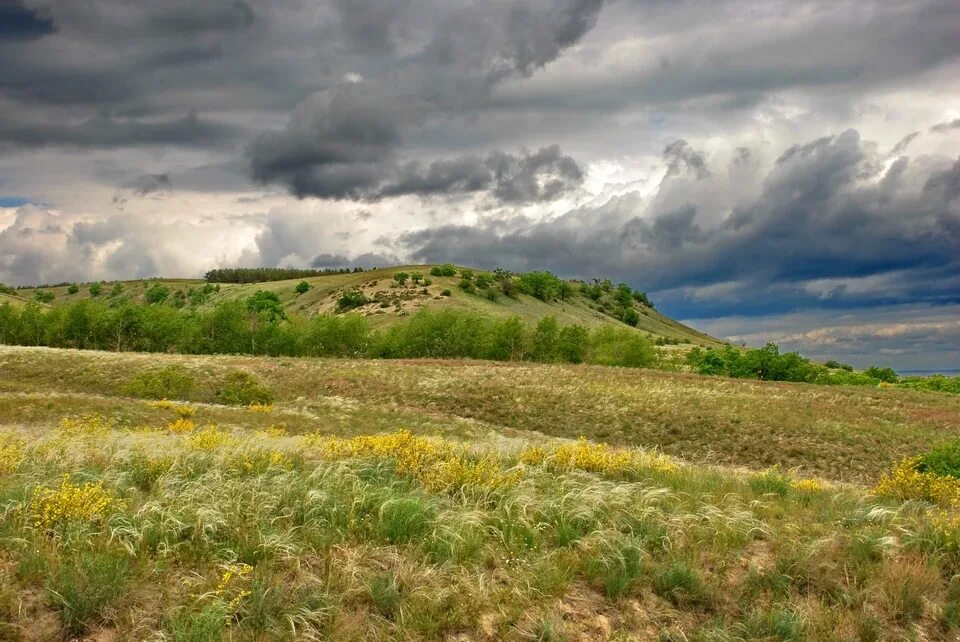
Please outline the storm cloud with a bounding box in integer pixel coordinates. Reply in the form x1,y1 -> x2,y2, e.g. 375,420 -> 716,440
0,0 -> 959,368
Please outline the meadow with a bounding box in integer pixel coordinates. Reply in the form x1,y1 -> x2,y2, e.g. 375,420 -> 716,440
2,346 -> 960,640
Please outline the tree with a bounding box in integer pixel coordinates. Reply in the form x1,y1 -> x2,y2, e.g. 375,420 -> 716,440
621,307 -> 640,327
34,289 -> 55,303
89,282 -> 103,296
295,281 -> 311,295
67,284 -> 79,294
430,264 -> 457,277
532,316 -> 561,362
393,272 -> 409,285
865,366 -> 898,383
517,271 -> 565,301
410,272 -> 423,284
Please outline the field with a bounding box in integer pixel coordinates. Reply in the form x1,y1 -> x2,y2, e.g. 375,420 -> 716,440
2,345 -> 960,640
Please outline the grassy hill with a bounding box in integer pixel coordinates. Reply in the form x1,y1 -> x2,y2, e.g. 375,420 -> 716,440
2,346 -> 960,640
10,266 -> 722,347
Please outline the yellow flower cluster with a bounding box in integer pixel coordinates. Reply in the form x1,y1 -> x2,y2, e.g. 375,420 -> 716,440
791,478 -> 828,493
521,437 -> 679,476
214,563 -> 253,611
149,400 -> 194,417
186,425 -> 233,451
308,430 -> 519,492
0,437 -> 23,475
254,425 -> 288,439
248,403 -> 273,414
167,418 -> 196,433
29,475 -> 125,530
874,456 -> 960,506
228,450 -> 289,473
58,414 -> 113,437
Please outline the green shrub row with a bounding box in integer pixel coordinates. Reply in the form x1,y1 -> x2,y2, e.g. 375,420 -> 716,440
0,300 -> 657,369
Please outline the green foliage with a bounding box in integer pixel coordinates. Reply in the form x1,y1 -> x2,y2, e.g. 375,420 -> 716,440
294,280 -> 311,295
0,282 -> 13,295
458,278 -> 475,293
214,371 -> 274,406
303,314 -> 370,357
621,307 -> 640,327
110,282 -> 124,296
916,439 -> 960,479
410,272 -> 423,284
336,289 -> 369,312
67,284 -> 79,294
88,282 -> 103,297
517,271 -> 566,301
898,375 -> 960,394
121,366 -> 197,401
687,344 -> 821,383
145,284 -> 170,304
652,561 -> 713,609
393,272 -> 409,285
47,549 -> 132,635
474,272 -> 492,289
588,326 -> 657,368
429,263 -> 457,277
440,289 -> 452,297
825,360 -> 853,371
865,366 -> 898,383
34,289 -> 55,303
246,290 -> 286,321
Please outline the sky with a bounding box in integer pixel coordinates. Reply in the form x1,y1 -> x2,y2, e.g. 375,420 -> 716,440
0,0 -> 958,370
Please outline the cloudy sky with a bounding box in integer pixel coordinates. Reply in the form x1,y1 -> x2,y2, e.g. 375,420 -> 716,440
1,0 -> 958,370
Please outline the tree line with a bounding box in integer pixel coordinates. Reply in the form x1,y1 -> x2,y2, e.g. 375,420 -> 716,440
0,298 -> 658,368
202,267 -> 367,284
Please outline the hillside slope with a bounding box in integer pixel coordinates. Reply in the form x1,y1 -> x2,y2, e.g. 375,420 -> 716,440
12,266 -> 723,346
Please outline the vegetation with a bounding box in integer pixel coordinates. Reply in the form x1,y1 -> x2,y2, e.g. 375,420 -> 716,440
1,346 -> 960,639
294,280 -> 311,295
203,267 -> 366,283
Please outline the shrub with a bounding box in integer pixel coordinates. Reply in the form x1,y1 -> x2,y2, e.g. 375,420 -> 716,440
865,366 -> 898,383
88,283 -> 103,296
458,278 -> 475,293
110,282 -> 124,296
474,272 -> 492,289
917,439 -> 960,479
410,272 -> 423,284
336,289 -> 368,312
46,550 -> 132,635
430,264 -> 457,277
294,281 -> 310,295
121,366 -> 197,400
517,271 -> 565,301
145,284 -> 169,304
621,307 -> 640,327
304,314 -> 371,357
246,290 -> 286,321
589,327 -> 656,368
214,371 -> 274,406
393,272 -> 409,285
67,284 -> 79,294
34,289 -> 55,303
440,289 -> 452,297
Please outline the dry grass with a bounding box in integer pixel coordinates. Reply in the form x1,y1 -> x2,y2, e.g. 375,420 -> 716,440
2,346 -> 960,640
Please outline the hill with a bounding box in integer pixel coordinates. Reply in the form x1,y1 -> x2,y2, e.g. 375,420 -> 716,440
9,265 -> 722,347
1,345 -> 959,640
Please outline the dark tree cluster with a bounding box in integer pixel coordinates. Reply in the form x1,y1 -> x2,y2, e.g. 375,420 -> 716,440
203,267 -> 366,283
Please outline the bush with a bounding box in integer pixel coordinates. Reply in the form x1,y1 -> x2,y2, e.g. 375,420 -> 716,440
917,440 -> 960,479
430,264 -> 457,277
458,278 -> 475,293
410,272 -> 423,284
88,283 -> 103,296
304,314 -> 371,357
246,290 -> 286,321
145,284 -> 169,304
121,366 -> 197,400
393,272 -> 409,285
67,284 -> 79,294
110,282 -> 124,296
589,327 -> 656,368
621,307 -> 640,326
517,271 -> 565,301
294,281 -> 310,295
214,371 -> 274,406
34,289 -> 55,303
336,289 -> 369,312
440,289 -> 452,297
865,366 -> 898,383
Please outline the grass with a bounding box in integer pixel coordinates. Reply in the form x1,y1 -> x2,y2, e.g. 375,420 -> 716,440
1,345 -> 960,639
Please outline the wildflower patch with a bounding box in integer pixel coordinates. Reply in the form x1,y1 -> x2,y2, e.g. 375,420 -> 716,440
29,475 -> 126,530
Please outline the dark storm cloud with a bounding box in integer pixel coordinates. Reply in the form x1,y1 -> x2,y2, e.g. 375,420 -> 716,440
0,113 -> 239,149
0,1 -> 55,40
663,140 -> 710,179
400,129 -> 960,313
248,0 -> 603,201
